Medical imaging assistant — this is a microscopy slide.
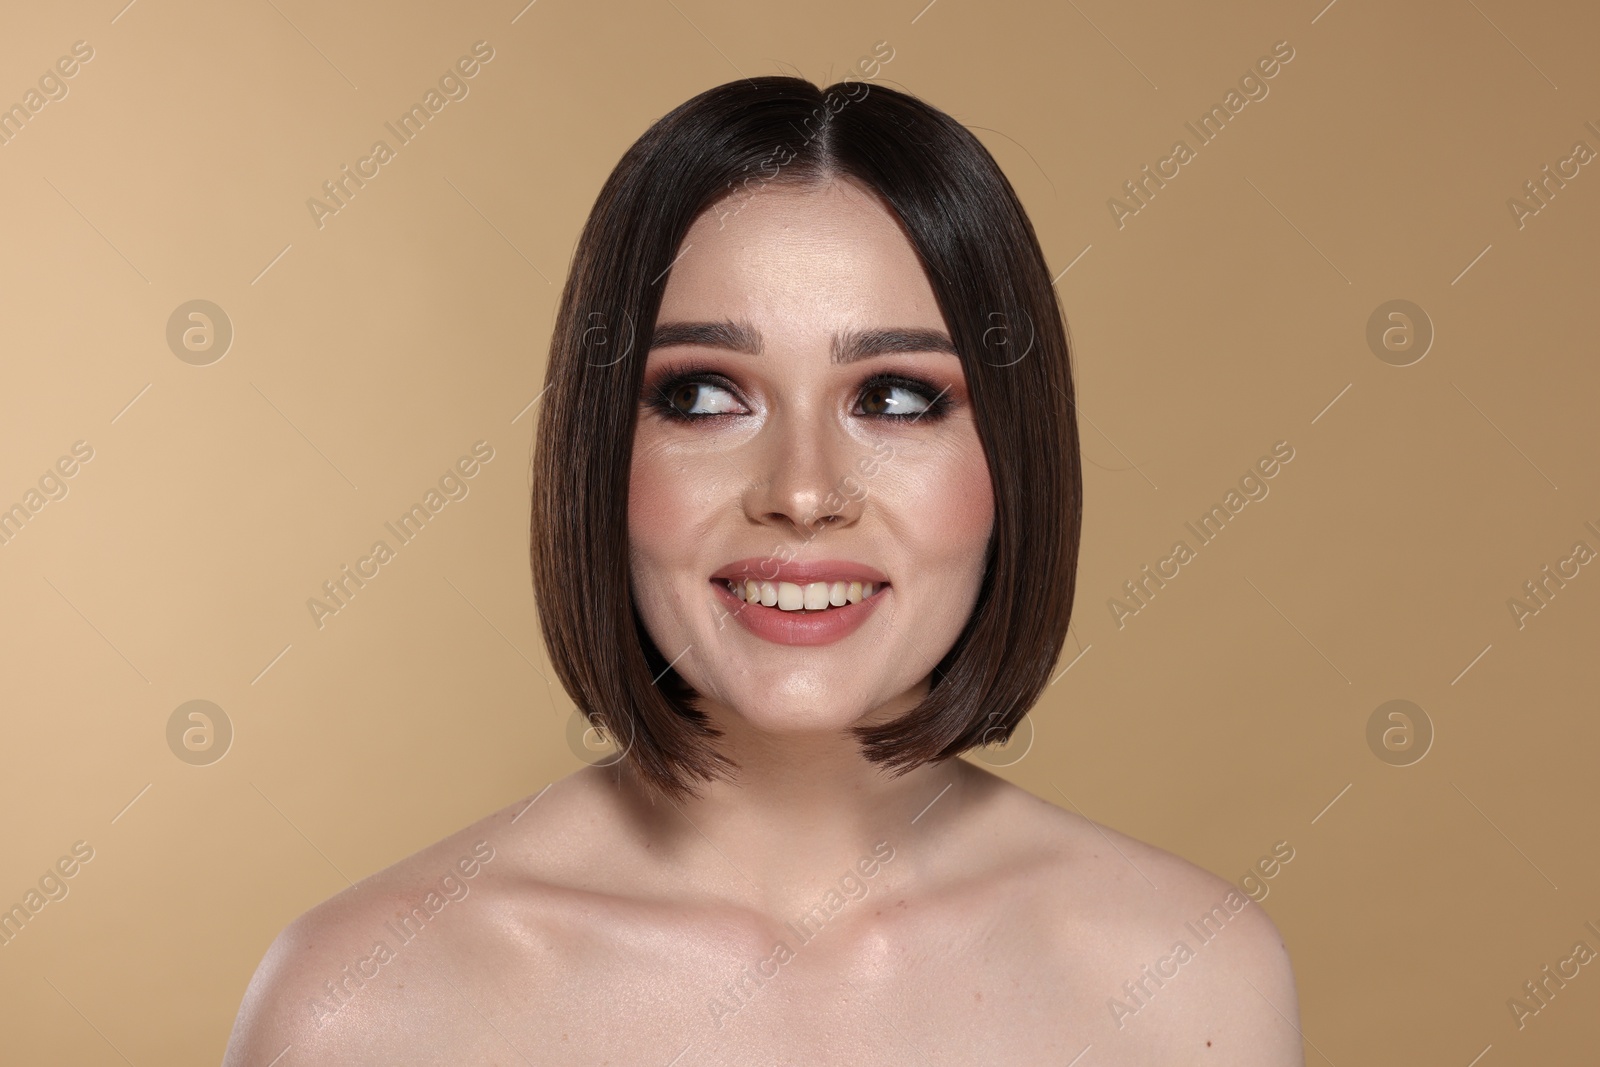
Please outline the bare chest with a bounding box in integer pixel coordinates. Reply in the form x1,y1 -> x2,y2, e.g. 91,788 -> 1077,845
418,903 -> 1181,1066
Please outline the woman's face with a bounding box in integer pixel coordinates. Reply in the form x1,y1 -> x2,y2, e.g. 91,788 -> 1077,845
628,176 -> 995,737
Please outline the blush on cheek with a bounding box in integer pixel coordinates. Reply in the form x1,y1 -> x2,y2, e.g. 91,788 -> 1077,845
920,446 -> 995,569
955,457 -> 995,540
628,444 -> 721,616
627,454 -> 678,577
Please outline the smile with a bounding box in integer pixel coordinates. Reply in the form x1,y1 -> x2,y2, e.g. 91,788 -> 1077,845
718,577 -> 882,613
709,577 -> 887,646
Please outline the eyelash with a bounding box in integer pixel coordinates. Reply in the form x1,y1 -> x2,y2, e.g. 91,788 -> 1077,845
643,367 -> 954,424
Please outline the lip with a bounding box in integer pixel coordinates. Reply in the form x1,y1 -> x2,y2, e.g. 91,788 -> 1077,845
711,557 -> 890,586
711,577 -> 887,647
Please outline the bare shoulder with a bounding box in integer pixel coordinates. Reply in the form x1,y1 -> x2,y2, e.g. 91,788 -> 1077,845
971,767 -> 1305,1065
220,783 -> 560,1066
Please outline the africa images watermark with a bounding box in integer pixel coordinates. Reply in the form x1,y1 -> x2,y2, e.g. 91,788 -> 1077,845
0,440 -> 94,548
1505,914 -> 1600,1031
1108,39 -> 1297,230
1505,519 -> 1598,631
706,840 -> 896,1029
0,841 -> 96,949
1108,840 -> 1296,1030
306,41 -> 497,230
0,39 -> 95,148
306,440 -> 495,629
707,439 -> 898,634
306,839 -> 496,1029
1505,119 -> 1600,231
1107,440 -> 1296,629
709,39 -> 895,232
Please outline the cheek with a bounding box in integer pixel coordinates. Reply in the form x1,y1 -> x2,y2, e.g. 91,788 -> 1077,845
627,446 -> 683,579
906,437 -> 994,573
627,437 -> 728,592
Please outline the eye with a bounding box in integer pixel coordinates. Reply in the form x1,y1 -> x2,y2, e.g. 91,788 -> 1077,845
857,376 -> 950,420
864,382 -> 934,419
645,368 -> 952,423
657,377 -> 742,418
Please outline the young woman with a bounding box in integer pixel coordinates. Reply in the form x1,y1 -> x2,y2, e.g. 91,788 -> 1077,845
225,76 -> 1303,1065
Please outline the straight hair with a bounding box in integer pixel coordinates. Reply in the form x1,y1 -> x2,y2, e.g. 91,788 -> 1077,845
530,75 -> 1081,801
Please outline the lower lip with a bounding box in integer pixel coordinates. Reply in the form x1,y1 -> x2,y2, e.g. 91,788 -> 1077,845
711,579 -> 887,647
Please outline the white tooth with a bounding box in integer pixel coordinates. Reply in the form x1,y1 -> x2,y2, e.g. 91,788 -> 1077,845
862,582 -> 875,598
829,581 -> 847,606
760,581 -> 778,606
803,582 -> 830,610
744,579 -> 759,604
777,581 -> 804,611
846,580 -> 863,604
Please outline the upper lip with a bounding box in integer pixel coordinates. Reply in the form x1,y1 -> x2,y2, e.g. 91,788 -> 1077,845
711,557 -> 889,586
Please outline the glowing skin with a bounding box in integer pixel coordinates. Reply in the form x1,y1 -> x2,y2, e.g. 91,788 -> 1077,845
222,176 -> 1304,1067
628,175 -> 995,745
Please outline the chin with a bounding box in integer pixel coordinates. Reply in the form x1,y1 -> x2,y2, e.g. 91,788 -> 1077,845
709,672 -> 883,737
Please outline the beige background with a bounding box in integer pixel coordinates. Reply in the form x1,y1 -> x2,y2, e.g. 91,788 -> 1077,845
1,0 -> 1596,1062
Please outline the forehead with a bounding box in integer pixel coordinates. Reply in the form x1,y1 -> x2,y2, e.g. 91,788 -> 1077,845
655,178 -> 946,334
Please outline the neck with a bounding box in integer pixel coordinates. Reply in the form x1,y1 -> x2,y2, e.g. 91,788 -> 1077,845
605,712 -> 975,919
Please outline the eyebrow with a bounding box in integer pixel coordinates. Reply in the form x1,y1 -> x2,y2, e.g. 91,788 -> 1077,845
648,319 -> 959,365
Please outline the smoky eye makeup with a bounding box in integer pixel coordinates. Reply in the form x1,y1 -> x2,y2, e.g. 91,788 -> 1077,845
640,362 -> 958,424
640,363 -> 745,420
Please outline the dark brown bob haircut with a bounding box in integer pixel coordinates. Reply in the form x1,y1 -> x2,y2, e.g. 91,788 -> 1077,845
530,75 -> 1080,802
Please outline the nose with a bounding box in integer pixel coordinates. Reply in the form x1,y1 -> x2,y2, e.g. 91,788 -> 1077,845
742,407 -> 865,539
